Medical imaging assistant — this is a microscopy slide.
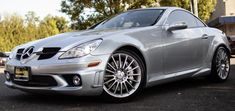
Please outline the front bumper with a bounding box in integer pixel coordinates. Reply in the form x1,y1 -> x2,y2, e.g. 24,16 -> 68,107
4,54 -> 110,96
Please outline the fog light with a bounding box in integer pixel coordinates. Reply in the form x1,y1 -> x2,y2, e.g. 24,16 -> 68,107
5,72 -> 11,81
73,75 -> 81,86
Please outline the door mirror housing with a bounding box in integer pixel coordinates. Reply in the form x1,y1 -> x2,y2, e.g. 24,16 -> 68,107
166,21 -> 188,31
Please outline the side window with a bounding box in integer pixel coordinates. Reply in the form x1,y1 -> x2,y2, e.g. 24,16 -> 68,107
166,10 -> 197,28
195,18 -> 206,27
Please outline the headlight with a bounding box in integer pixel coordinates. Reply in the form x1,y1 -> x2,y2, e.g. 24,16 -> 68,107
59,39 -> 102,59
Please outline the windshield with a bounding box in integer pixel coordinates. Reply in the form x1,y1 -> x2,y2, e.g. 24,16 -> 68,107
94,9 -> 164,29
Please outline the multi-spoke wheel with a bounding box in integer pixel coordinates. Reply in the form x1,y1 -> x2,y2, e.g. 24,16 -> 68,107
210,47 -> 230,82
103,50 -> 145,99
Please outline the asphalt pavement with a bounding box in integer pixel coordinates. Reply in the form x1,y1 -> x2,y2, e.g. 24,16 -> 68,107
0,62 -> 235,111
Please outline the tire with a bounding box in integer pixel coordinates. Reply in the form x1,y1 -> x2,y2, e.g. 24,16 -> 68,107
102,50 -> 145,101
210,47 -> 230,82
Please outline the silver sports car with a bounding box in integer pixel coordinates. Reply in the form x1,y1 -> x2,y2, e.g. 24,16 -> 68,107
4,7 -> 231,100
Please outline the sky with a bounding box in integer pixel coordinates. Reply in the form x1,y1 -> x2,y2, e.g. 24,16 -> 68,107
0,0 -> 69,20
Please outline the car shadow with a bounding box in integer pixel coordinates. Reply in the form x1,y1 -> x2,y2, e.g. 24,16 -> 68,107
4,65 -> 235,105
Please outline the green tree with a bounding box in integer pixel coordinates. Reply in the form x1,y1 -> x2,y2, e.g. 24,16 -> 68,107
25,11 -> 40,41
53,16 -> 70,33
61,0 -> 159,30
160,0 -> 216,21
198,0 -> 216,22
38,15 -> 70,37
0,14 -> 25,51
160,0 -> 190,10
38,15 -> 60,37
0,13 -> 71,52
61,0 -> 216,30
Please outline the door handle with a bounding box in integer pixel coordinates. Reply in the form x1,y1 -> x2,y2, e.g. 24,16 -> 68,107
202,34 -> 209,39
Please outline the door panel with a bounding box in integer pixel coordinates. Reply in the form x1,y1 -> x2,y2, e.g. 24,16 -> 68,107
201,27 -> 214,62
162,10 -> 207,75
130,27 -> 164,80
163,28 -> 204,74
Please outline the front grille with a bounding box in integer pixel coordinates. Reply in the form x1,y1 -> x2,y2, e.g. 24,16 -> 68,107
16,48 -> 24,60
13,75 -> 58,87
37,47 -> 61,60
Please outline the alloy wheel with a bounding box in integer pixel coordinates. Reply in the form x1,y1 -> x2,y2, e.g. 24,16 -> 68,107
103,52 -> 142,98
215,48 -> 230,80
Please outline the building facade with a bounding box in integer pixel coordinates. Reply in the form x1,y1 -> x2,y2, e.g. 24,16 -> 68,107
209,0 -> 235,37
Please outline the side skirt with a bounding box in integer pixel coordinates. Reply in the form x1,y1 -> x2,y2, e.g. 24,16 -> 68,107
145,68 -> 211,88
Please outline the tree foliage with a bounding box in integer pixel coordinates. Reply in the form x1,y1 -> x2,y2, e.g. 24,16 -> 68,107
61,0 -> 216,30
0,12 -> 71,51
197,0 -> 216,22
61,0 -> 159,30
160,0 -> 191,10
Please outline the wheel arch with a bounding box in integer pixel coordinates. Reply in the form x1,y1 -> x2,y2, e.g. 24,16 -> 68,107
211,44 -> 231,68
213,44 -> 231,58
210,44 -> 231,82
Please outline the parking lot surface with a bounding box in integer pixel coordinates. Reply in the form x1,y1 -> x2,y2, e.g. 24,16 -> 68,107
0,60 -> 235,111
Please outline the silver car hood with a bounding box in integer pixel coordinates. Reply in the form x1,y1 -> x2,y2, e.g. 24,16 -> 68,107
16,29 -> 126,52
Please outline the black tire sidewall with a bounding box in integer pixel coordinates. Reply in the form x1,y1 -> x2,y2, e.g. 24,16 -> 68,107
211,47 -> 230,82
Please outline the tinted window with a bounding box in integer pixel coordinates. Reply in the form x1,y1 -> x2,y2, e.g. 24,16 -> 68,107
166,10 -> 197,28
95,9 -> 164,29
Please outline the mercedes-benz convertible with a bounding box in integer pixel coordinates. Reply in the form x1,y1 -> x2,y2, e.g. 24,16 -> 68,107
4,7 -> 231,100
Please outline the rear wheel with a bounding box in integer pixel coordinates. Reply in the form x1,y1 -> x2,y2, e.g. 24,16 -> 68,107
103,50 -> 145,101
210,47 -> 230,82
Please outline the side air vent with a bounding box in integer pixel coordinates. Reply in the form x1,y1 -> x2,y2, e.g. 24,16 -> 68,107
16,48 -> 24,60
37,47 -> 61,60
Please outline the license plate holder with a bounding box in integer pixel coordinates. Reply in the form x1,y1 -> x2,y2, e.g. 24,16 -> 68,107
14,67 -> 31,81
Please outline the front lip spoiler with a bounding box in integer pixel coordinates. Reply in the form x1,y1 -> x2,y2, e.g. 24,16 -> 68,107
5,81 -> 82,91
4,80 -> 103,96
4,74 -> 82,91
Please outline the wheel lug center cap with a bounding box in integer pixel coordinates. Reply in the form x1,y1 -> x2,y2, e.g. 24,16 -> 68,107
116,70 -> 125,79
221,64 -> 226,69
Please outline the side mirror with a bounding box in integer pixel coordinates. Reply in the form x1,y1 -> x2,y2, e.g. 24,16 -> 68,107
166,21 -> 188,31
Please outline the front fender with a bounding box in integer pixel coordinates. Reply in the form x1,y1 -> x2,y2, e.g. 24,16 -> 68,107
205,30 -> 230,68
